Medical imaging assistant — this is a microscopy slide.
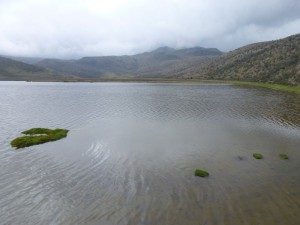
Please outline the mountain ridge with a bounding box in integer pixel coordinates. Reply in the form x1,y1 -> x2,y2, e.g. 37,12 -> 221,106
0,56 -> 74,81
0,34 -> 299,85
186,34 -> 300,85
36,46 -> 223,78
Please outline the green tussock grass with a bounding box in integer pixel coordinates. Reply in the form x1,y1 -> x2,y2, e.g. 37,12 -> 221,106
253,153 -> 263,159
279,154 -> 289,159
232,81 -> 300,94
11,128 -> 69,149
194,169 -> 209,177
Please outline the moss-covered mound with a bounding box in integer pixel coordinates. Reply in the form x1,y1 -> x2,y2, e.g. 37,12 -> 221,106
194,169 -> 209,177
253,153 -> 263,159
11,128 -> 69,149
279,154 -> 289,159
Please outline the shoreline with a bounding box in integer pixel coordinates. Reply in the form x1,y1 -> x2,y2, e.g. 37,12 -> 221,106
230,81 -> 300,94
1,79 -> 299,93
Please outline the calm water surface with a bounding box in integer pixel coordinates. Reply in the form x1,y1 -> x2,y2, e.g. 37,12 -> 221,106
0,82 -> 299,225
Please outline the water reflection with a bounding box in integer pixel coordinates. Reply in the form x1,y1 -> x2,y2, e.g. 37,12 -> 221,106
0,82 -> 299,225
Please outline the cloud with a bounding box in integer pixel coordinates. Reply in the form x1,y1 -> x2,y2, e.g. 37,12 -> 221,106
0,0 -> 299,58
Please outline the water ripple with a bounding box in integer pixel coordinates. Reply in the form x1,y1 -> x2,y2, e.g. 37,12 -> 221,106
0,82 -> 299,225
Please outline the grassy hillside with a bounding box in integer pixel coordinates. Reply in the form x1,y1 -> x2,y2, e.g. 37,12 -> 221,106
1,55 -> 44,64
36,47 -> 222,78
187,34 -> 300,85
0,56 -> 74,81
2,34 -> 299,85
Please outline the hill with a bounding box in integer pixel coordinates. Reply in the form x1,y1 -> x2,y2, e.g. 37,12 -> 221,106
36,47 -> 222,78
1,34 -> 299,85
1,55 -> 44,64
0,56 -> 74,81
186,34 -> 300,85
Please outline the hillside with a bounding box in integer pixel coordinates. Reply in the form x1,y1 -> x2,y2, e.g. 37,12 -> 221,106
1,55 -> 44,64
186,34 -> 300,85
1,34 -> 299,84
36,47 -> 222,78
0,56 -> 74,81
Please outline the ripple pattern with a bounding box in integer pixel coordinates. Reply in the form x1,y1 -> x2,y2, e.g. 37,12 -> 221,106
0,82 -> 299,225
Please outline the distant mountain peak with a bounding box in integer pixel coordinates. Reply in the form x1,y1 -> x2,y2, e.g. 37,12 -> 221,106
151,46 -> 175,53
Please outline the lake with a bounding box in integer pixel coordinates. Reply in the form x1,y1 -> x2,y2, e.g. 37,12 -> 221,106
0,81 -> 299,225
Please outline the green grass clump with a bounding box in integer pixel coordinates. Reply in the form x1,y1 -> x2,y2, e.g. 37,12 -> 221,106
194,169 -> 209,177
279,154 -> 289,159
11,128 -> 69,149
253,153 -> 263,159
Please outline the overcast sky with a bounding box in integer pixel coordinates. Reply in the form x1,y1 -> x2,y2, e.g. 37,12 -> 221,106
0,0 -> 299,58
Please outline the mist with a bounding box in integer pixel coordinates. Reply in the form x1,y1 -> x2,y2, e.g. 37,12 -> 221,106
0,0 -> 299,58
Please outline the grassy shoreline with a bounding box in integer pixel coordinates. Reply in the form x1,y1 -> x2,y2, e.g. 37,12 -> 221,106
5,78 -> 300,93
29,78 -> 224,84
230,81 -> 300,94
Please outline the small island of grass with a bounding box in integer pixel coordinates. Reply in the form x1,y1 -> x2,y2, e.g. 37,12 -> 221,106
11,128 -> 69,149
253,153 -> 263,159
279,154 -> 289,159
194,169 -> 209,177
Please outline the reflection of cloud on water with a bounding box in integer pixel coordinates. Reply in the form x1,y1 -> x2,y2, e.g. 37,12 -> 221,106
84,142 -> 110,165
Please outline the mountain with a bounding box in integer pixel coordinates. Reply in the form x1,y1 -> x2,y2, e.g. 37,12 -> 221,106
36,47 -> 223,78
0,56 -> 74,81
186,34 -> 300,85
1,34 -> 299,84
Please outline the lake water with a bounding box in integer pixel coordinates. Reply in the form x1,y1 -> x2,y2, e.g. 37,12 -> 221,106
0,81 -> 299,225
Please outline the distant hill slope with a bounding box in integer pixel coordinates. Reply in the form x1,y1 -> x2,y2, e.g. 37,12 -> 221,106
1,55 -> 44,64
2,34 -> 299,84
0,56 -> 74,81
187,34 -> 300,85
36,47 -> 222,78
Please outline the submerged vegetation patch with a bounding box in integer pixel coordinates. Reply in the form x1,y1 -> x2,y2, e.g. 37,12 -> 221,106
253,153 -> 263,159
194,169 -> 209,177
279,154 -> 289,159
11,128 -> 69,149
